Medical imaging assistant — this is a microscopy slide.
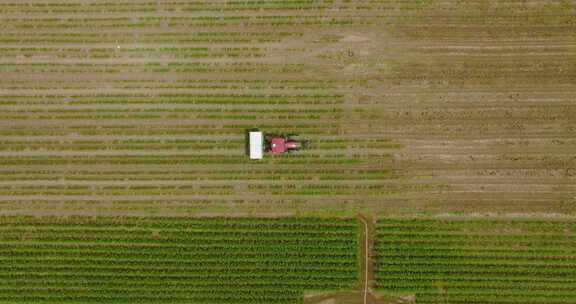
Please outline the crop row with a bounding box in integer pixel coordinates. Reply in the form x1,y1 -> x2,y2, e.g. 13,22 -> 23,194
0,79 -> 338,90
0,49 -> 268,60
0,184 -> 419,196
0,113 -> 339,121
0,31 -> 301,44
0,0 -> 435,13
0,215 -> 357,225
0,123 -> 342,136
0,170 -> 397,182
0,247 -> 358,259
0,2 -> 352,13
1,95 -> 340,106
0,108 -> 341,114
0,62 -> 305,75
0,155 -> 361,166
4,16 -> 368,29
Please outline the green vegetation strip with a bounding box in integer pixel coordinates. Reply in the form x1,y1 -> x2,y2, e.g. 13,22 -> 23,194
0,217 -> 359,304
375,219 -> 576,304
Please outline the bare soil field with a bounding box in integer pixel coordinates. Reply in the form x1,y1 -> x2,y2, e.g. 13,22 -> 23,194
0,0 -> 575,218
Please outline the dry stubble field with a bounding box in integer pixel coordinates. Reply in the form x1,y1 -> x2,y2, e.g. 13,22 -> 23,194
0,1 -> 576,303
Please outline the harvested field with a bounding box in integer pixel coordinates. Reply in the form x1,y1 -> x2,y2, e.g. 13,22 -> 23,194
1,1 -> 575,217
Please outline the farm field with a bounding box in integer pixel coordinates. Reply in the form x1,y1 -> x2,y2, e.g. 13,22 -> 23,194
375,219 -> 576,304
1,216 -> 574,304
1,1 -> 576,303
0,216 -> 359,303
0,0 -> 574,217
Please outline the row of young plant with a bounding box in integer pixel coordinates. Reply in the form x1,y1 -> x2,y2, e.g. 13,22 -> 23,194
0,1 -> 338,13
2,93 -> 343,104
0,155 -> 360,165
375,219 -> 576,303
0,31 -> 301,44
0,216 -> 359,303
0,63 -> 305,75
0,130 -> 340,137
0,169 -> 397,182
0,113 -> 339,121
1,108 -> 341,114
7,15 -> 368,29
0,182 -> 423,196
0,123 -> 342,136
0,0 -> 425,13
0,47 -> 269,60
0,79 -> 337,90
0,198 -> 286,213
0,215 -> 359,227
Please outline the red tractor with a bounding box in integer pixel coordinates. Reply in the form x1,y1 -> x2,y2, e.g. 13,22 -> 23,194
265,133 -> 310,155
248,130 -> 310,159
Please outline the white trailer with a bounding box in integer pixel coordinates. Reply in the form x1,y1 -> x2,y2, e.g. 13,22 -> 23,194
249,131 -> 263,160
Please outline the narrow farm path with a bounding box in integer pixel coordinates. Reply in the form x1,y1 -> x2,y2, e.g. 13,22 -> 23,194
358,214 -> 373,304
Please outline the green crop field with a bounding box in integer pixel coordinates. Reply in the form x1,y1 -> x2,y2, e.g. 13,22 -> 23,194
375,219 -> 576,303
1,0 -> 576,303
0,216 -> 358,303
